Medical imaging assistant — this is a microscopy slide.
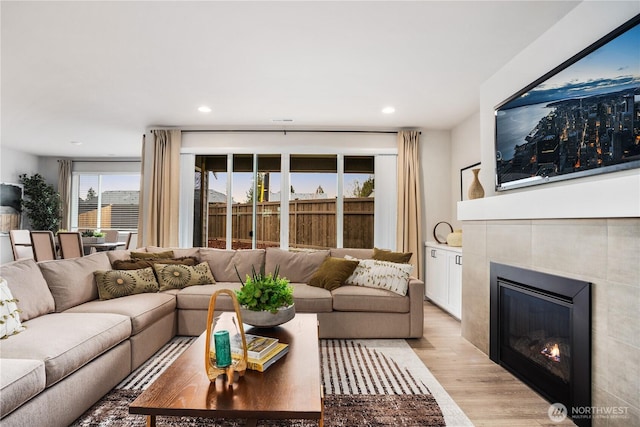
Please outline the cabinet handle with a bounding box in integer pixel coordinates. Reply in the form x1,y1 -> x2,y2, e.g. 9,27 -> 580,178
431,249 -> 436,258
455,255 -> 462,265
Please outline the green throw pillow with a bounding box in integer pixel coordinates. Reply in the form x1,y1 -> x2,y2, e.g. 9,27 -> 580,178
94,267 -> 160,300
112,257 -> 197,270
308,257 -> 360,291
130,250 -> 175,260
372,247 -> 412,263
153,262 -> 216,291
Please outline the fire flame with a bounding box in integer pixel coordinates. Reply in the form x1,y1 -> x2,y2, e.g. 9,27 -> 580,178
541,343 -> 561,362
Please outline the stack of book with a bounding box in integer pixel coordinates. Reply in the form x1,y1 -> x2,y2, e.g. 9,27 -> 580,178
232,333 -> 289,372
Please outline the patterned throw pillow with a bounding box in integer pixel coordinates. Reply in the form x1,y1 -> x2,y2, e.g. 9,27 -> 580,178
344,256 -> 413,296
94,267 -> 160,300
153,262 -> 216,291
0,277 -> 26,339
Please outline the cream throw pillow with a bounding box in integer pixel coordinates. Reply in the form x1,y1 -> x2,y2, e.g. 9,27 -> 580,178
344,256 -> 413,296
0,277 -> 26,339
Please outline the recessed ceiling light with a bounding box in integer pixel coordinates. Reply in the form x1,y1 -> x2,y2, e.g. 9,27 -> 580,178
70,141 -> 83,145
382,106 -> 395,114
198,106 -> 212,113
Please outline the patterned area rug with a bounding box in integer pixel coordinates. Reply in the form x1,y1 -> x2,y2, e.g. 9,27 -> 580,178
71,337 -> 472,426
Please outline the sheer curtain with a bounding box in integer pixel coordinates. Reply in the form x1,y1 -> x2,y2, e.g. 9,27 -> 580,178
57,159 -> 72,231
396,130 -> 423,280
138,129 -> 181,247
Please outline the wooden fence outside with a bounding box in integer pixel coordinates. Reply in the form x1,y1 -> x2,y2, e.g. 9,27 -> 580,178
208,198 -> 374,249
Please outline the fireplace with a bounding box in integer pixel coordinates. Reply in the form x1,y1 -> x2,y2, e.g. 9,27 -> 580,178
490,263 -> 591,427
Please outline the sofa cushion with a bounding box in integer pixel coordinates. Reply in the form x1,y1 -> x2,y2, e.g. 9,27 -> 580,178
290,283 -> 333,313
0,259 -> 55,321
330,248 -> 374,260
0,312 -> 130,387
38,252 -> 112,312
332,285 -> 410,313
177,283 -> 243,310
153,262 -> 215,291
94,268 -> 160,300
146,246 -> 200,259
65,292 -> 176,335
0,358 -> 46,418
265,248 -> 329,283
308,257 -> 359,291
372,247 -> 413,263
0,278 -> 26,338
106,249 -> 139,264
345,257 -> 413,296
199,248 -> 265,282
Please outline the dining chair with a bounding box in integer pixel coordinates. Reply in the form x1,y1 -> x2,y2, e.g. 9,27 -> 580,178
9,229 -> 34,260
103,229 -> 119,243
29,231 -> 57,262
58,231 -> 84,259
125,231 -> 138,250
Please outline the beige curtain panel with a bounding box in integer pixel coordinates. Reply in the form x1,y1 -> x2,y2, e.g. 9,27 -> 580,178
396,130 -> 423,281
57,159 -> 72,231
138,129 -> 181,248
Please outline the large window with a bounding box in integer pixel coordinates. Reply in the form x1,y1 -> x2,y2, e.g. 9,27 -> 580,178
71,173 -> 140,231
195,154 -> 374,250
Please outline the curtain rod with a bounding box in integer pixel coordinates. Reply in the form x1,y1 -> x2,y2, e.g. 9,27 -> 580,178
180,129 -> 421,135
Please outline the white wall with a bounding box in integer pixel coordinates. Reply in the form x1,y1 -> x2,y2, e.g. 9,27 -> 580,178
450,112 -> 480,230
419,130 -> 452,245
472,1 -> 640,219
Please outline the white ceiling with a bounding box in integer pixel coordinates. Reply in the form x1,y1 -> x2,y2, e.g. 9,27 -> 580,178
1,1 -> 580,158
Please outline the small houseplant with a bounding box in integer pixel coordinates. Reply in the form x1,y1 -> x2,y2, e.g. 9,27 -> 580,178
81,230 -> 105,244
235,265 -> 295,327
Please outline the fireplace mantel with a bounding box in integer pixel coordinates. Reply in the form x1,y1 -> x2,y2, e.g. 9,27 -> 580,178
458,172 -> 640,221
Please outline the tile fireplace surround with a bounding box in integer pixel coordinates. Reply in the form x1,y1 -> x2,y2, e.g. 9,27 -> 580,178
460,218 -> 639,426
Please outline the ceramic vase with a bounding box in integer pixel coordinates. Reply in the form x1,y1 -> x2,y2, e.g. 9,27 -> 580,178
468,168 -> 485,200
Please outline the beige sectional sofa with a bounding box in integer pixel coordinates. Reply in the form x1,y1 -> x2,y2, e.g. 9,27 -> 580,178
0,246 -> 424,427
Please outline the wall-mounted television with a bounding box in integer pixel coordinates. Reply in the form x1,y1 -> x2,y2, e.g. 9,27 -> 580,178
495,14 -> 640,191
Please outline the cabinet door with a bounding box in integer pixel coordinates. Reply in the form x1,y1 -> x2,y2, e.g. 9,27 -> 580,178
447,253 -> 462,319
425,247 -> 447,306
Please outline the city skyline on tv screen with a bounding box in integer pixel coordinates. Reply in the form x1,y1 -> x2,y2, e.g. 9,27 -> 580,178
495,18 -> 640,189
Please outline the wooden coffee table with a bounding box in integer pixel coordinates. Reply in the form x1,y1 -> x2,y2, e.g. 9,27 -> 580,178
130,313 -> 322,427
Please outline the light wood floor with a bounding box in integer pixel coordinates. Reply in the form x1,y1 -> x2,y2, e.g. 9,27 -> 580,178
409,301 -> 576,427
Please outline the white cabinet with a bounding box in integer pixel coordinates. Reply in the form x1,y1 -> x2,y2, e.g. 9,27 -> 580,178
425,242 -> 462,319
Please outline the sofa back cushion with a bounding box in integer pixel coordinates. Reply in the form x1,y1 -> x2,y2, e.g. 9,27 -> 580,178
330,248 -> 374,260
198,248 -> 265,282
146,246 -> 200,259
38,252 -> 112,311
265,248 -> 329,283
0,258 -> 55,321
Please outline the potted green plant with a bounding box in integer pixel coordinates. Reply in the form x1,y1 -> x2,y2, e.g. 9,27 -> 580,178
81,230 -> 105,244
18,173 -> 61,232
235,265 -> 295,327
